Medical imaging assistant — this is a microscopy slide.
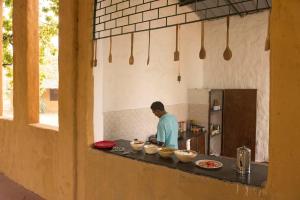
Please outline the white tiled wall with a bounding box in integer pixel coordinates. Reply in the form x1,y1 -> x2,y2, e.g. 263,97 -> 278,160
104,104 -> 188,141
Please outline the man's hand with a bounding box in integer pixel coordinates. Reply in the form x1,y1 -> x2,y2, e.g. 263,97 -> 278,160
149,137 -> 157,144
149,135 -> 165,147
157,141 -> 165,147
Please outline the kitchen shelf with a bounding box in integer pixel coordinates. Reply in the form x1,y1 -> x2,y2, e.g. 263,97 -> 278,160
210,109 -> 222,112
211,132 -> 222,137
208,89 -> 257,161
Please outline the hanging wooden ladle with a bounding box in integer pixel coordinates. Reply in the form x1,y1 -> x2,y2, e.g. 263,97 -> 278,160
92,40 -> 98,67
223,16 -> 232,61
108,36 -> 112,63
129,33 -> 134,65
265,10 -> 271,51
174,25 -> 180,61
147,30 -> 151,65
199,21 -> 206,59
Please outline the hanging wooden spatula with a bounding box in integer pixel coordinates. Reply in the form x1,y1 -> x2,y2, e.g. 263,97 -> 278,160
108,36 -> 112,63
223,16 -> 232,61
265,10 -> 271,51
174,25 -> 180,61
129,33 -> 134,65
92,40 -> 98,67
199,21 -> 206,59
147,30 -> 151,65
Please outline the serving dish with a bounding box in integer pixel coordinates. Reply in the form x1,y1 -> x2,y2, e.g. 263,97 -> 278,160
144,144 -> 159,154
130,140 -> 144,151
158,147 -> 176,158
195,159 -> 223,169
94,140 -> 116,149
174,150 -> 197,163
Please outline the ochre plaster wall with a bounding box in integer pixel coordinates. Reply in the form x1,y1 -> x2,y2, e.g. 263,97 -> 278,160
0,0 -> 77,199
85,149 -> 267,200
267,0 -> 300,199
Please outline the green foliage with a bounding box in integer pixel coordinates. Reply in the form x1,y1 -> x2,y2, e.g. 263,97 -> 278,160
39,0 -> 59,65
3,0 -> 13,67
2,0 -> 59,97
39,72 -> 47,96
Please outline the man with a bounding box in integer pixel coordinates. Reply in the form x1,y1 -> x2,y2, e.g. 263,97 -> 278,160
150,101 -> 178,149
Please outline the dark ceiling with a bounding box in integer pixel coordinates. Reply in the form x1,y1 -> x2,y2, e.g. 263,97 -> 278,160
179,0 -> 271,19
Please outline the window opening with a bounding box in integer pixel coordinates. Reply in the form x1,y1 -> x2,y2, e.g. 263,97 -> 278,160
38,0 -> 59,126
1,0 -> 14,118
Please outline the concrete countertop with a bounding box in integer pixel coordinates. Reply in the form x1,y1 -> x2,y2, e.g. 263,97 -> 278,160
93,139 -> 267,187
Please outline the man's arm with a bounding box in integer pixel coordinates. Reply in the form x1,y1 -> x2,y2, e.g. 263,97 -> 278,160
156,122 -> 166,146
149,137 -> 165,146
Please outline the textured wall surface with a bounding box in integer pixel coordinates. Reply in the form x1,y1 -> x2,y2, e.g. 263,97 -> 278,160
98,18 -> 204,113
0,0 -> 78,199
101,27 -> 189,113
203,12 -> 270,161
94,19 -> 203,141
267,0 -> 300,199
95,0 -> 206,38
104,104 -> 188,141
187,88 -> 209,128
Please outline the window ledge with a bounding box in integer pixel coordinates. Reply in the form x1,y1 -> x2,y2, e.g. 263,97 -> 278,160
0,116 -> 14,121
29,123 -> 59,132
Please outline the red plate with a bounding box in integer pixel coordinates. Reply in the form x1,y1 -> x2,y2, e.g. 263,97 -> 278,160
94,140 -> 116,149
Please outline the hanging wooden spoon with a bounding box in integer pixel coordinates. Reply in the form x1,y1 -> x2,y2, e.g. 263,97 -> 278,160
223,16 -> 232,61
92,40 -> 98,67
199,21 -> 206,59
147,30 -> 151,65
108,36 -> 112,63
129,33 -> 134,65
265,10 -> 271,51
174,25 -> 180,61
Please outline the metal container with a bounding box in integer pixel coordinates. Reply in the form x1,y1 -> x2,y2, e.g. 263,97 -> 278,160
236,146 -> 251,174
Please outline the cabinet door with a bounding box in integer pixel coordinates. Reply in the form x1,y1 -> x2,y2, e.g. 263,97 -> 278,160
191,136 -> 205,153
198,134 -> 205,154
222,89 -> 256,161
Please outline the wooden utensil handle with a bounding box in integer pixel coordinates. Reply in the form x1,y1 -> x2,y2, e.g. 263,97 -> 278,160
109,36 -> 112,53
148,30 -> 150,56
226,16 -> 230,46
130,33 -> 134,55
176,25 -> 179,50
93,40 -> 98,67
201,21 -> 204,48
267,10 -> 271,38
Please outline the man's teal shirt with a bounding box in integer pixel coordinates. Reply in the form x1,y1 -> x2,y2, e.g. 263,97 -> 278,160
156,113 -> 178,149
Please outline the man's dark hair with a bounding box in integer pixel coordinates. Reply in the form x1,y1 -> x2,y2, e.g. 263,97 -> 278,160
151,101 -> 165,111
